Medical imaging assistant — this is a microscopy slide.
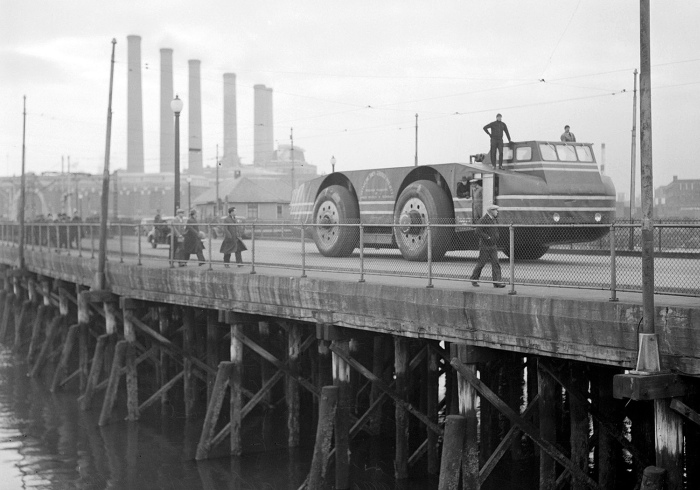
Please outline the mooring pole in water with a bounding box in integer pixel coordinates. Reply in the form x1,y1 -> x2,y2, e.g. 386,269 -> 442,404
195,361 -> 234,460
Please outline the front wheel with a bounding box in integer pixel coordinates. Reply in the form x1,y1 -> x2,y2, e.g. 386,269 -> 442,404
312,185 -> 360,257
393,180 -> 454,261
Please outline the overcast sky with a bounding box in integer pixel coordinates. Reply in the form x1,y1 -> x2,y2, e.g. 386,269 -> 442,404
1,0 -> 699,200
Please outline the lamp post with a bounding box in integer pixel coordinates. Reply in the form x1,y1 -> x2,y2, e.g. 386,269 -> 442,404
171,95 -> 183,214
331,155 -> 336,173
187,175 -> 192,211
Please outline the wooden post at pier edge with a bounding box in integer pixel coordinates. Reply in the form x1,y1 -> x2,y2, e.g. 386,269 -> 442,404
394,336 -> 409,480
438,415 -> 467,490
230,320 -> 243,456
332,338 -> 351,490
287,322 -> 301,447
308,385 -> 338,489
455,345 -> 478,489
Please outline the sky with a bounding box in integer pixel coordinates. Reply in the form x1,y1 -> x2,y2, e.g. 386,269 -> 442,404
1,0 -> 699,201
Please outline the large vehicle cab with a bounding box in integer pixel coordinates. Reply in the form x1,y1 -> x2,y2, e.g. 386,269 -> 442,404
290,140 -> 616,261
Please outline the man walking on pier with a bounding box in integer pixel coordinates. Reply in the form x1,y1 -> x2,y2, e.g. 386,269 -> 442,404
470,204 -> 505,288
483,113 -> 512,169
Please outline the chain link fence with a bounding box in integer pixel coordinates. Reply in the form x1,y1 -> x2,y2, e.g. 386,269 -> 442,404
0,220 -> 698,297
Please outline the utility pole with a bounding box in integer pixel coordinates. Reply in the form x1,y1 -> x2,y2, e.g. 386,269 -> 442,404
414,114 -> 418,167
96,38 -> 117,291
629,69 -> 638,250
19,96 -> 27,270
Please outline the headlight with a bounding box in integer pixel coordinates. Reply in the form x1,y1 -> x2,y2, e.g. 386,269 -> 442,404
552,213 -> 560,223
594,213 -> 602,222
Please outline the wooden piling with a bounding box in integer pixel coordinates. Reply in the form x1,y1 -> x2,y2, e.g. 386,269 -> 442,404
50,323 -> 79,392
595,366 -> 621,489
640,466 -> 666,490
196,361 -> 234,460
230,321 -> 243,456
427,343 -> 439,475
28,313 -> 62,378
0,291 -> 16,343
183,307 -> 195,418
569,362 -> 589,490
14,299 -> 33,352
206,310 -> 219,402
456,346 -> 479,490
332,338 -> 351,490
394,336 -> 409,480
77,286 -> 91,391
259,320 -> 274,404
158,306 -> 171,416
654,398 -> 683,490
287,322 -> 301,447
438,415 -> 467,490
26,304 -> 48,363
98,340 -> 128,426
537,358 -> 556,490
80,333 -> 115,411
122,306 -> 139,421
308,385 -> 339,489
369,335 -> 384,435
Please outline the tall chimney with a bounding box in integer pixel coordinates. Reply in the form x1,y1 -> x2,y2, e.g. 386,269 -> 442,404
254,84 -> 274,166
127,35 -> 144,173
223,73 -> 240,167
159,48 -> 174,173
188,59 -> 203,175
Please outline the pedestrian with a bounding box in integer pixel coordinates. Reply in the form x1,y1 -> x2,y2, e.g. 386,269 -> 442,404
181,209 -> 206,266
470,204 -> 505,288
456,176 -> 470,198
70,210 -> 81,248
483,113 -> 512,169
560,125 -> 576,142
471,179 -> 483,219
220,206 -> 248,267
173,208 -> 187,266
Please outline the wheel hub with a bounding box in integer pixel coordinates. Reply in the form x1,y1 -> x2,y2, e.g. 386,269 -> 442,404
398,198 -> 426,235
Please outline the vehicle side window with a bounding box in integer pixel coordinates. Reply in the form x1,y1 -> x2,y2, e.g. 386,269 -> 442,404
515,147 -> 532,161
575,146 -> 593,162
556,145 -> 577,161
539,144 -> 558,161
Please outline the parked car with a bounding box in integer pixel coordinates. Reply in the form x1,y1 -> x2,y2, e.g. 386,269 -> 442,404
142,216 -> 176,248
212,215 -> 251,240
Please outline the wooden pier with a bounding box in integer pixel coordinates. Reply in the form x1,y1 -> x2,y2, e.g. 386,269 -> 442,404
0,246 -> 698,489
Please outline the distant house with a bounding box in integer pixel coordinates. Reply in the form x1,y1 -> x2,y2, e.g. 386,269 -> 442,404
655,176 -> 700,219
192,176 -> 294,222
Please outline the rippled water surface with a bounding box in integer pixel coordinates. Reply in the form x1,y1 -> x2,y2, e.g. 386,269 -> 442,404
0,347 -> 437,490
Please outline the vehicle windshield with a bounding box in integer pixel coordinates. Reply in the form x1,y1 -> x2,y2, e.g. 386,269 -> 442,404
539,143 -> 594,162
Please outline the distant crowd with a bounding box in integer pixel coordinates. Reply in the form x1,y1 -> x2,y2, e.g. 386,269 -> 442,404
27,211 -> 83,248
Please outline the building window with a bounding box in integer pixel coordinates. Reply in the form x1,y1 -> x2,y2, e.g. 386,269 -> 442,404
248,204 -> 259,220
277,204 -> 283,219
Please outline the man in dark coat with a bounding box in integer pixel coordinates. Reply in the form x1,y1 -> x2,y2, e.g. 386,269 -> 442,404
220,206 -> 247,267
483,113 -> 512,169
470,204 -> 505,288
181,209 -> 205,266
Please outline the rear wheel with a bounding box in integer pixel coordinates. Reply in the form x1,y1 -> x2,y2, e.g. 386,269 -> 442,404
393,180 -> 453,261
312,185 -> 359,257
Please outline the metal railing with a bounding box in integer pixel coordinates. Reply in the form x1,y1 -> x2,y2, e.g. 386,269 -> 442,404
0,220 -> 698,298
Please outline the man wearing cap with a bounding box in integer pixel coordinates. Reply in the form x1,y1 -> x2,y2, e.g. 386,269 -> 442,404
456,176 -> 470,199
220,206 -> 247,267
483,113 -> 512,169
470,204 -> 505,288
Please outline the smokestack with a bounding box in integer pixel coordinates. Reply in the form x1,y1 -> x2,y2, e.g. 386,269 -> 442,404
160,48 -> 174,173
127,35 -> 144,173
254,84 -> 274,166
223,73 -> 240,167
188,59 -> 203,175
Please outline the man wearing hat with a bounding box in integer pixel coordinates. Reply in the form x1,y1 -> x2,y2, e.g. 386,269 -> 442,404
172,208 -> 187,266
181,209 -> 206,266
456,175 -> 470,199
220,206 -> 247,267
470,204 -> 505,288
483,113 -> 512,169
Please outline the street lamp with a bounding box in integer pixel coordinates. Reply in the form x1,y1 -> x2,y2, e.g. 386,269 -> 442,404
330,155 -> 336,173
186,175 -> 192,211
170,95 -> 183,214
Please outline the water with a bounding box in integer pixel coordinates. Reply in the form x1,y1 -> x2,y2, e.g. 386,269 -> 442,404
0,347 -> 437,490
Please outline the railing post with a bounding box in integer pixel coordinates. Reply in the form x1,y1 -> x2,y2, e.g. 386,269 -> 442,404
359,223 -> 365,283
426,221 -> 433,289
610,223 -> 618,302
90,224 -> 95,259
250,224 -> 256,275
136,222 -> 141,265
508,225 -> 516,295
170,222 -> 175,268
207,223 -> 213,270
118,223 -> 123,263
77,223 -> 82,257
657,225 -> 662,253
301,224 -> 307,278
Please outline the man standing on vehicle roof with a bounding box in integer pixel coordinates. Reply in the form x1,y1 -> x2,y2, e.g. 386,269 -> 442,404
470,204 -> 505,288
483,113 -> 512,169
560,125 -> 576,142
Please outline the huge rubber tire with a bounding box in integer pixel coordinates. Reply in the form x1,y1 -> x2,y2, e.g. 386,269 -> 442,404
393,180 -> 453,261
312,185 -> 360,257
503,243 -> 549,260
